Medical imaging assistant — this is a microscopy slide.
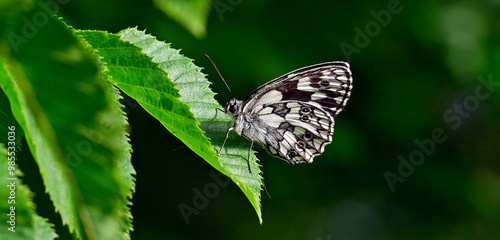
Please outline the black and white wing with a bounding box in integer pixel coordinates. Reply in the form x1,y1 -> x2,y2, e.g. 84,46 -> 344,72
241,62 -> 352,164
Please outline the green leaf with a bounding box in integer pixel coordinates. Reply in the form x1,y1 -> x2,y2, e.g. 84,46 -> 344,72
153,0 -> 211,38
0,144 -> 58,240
76,28 -> 263,223
101,82 -> 136,238
0,14 -> 134,240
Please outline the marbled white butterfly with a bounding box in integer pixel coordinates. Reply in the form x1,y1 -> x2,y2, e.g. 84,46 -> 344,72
208,56 -> 353,173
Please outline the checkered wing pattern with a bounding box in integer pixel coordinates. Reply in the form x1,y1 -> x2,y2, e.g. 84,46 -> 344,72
236,62 -> 352,164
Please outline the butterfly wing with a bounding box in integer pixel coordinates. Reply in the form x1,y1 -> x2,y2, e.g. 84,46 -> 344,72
243,62 -> 352,117
240,62 -> 352,164
254,101 -> 335,164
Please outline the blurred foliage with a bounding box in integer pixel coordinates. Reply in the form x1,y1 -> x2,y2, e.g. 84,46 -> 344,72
0,0 -> 499,239
0,3 -> 134,239
153,0 -> 211,38
0,144 -> 57,239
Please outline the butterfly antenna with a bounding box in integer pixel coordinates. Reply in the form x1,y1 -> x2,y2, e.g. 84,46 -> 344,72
205,54 -> 235,99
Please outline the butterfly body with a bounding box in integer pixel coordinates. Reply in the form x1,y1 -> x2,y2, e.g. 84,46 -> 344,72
220,61 -> 353,167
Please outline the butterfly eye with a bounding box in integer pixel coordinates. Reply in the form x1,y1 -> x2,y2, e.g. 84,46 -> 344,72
300,115 -> 310,122
225,98 -> 239,113
227,102 -> 238,113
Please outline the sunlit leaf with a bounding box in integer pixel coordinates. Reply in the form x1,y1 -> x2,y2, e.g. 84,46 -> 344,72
76,28 -> 263,223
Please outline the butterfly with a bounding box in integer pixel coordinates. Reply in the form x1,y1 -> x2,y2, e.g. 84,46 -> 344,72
207,56 -> 353,173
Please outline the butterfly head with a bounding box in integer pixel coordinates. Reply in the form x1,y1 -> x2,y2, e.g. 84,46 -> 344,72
225,98 -> 241,115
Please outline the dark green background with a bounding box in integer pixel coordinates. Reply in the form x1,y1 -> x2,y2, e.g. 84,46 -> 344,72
19,0 -> 500,239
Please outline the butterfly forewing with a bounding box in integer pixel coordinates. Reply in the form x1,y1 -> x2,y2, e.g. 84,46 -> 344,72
234,62 -> 353,165
243,62 -> 351,118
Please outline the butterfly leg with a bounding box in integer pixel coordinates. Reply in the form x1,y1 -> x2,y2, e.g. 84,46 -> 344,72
218,127 -> 234,156
247,138 -> 254,173
211,107 -> 225,121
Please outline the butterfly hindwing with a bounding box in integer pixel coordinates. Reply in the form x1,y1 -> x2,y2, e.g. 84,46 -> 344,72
255,101 -> 335,164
